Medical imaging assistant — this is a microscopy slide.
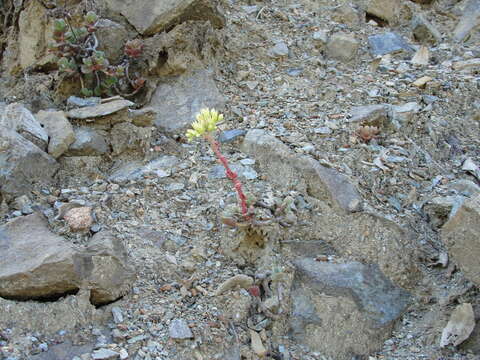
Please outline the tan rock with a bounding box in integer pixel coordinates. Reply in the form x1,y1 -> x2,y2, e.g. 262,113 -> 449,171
250,330 -> 267,357
64,207 -> 93,232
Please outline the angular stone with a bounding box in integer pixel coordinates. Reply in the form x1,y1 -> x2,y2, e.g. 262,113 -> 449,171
95,19 -> 129,62
368,32 -> 414,56
17,0 -> 49,70
66,99 -> 134,120
453,0 -> 480,42
169,318 -> 193,339
36,110 -> 75,158
290,259 -> 411,359
91,348 -> 120,360
349,104 -> 389,127
0,213 -> 78,300
76,231 -> 135,305
332,3 -> 363,26
110,122 -> 152,155
68,127 -> 108,156
101,0 -> 225,35
411,14 -> 442,44
362,0 -> 400,23
441,194 -> 480,286
326,32 -> 359,62
218,129 -> 247,143
242,129 -> 362,212
149,69 -> 225,134
452,58 -> 480,71
269,42 -> 289,58
108,155 -> 179,183
1,103 -> 49,150
67,96 -> 102,109
0,130 -> 58,200
391,102 -> 421,127
423,196 -> 464,229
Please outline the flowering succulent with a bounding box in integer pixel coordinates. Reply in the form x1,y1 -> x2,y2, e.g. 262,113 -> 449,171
124,39 -> 144,58
186,108 -> 224,141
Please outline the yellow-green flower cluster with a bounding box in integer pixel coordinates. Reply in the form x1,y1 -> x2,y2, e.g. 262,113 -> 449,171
186,108 -> 224,141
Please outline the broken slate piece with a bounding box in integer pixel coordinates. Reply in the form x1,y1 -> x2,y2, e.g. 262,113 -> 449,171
169,319 -> 193,339
67,99 -> 134,120
440,303 -> 476,347
368,32 -> 414,56
91,348 -> 120,360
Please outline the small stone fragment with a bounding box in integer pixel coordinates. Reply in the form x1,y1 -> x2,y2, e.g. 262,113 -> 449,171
169,319 -> 193,339
64,206 -> 93,232
36,110 -> 75,158
91,348 -> 120,360
67,96 -> 101,108
413,76 -> 432,87
411,14 -> 442,44
326,32 -> 359,62
453,0 -> 480,42
250,330 -> 267,357
218,129 -> 247,143
111,306 -> 124,324
214,274 -> 254,296
440,303 -> 476,347
411,46 -> 430,66
269,42 -> 289,58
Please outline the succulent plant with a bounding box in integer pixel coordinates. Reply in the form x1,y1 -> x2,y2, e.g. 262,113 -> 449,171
50,11 -> 145,98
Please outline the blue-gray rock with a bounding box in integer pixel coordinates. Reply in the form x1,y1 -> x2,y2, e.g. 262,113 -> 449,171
269,42 -> 289,58
209,164 -> 257,180
290,259 -> 411,359
111,306 -> 124,324
169,318 -> 193,339
218,129 -> 246,143
368,32 -> 413,56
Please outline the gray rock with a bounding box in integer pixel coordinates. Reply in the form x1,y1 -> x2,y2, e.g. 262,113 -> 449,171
109,155 -> 179,183
101,0 -> 225,35
368,32 -> 414,56
242,129 -> 362,212
149,69 -> 226,134
68,127 -> 108,156
0,290 -> 96,338
209,164 -> 257,180
423,196 -> 464,229
0,214 -> 134,305
453,0 -> 480,42
169,318 -> 193,339
77,231 -> 135,305
441,194 -> 480,286
36,110 -> 75,158
67,96 -> 102,109
29,341 -> 94,360
311,210 -> 419,288
326,32 -> 359,62
91,348 -> 119,360
66,100 -> 134,120
269,42 -> 289,58
0,213 -> 78,300
290,259 -> 411,359
411,14 -> 442,44
332,3 -> 363,26
360,0 -> 400,24
95,19 -> 129,62
111,307 -> 124,324
218,129 -> 247,143
450,179 -> 480,197
349,104 -> 389,127
110,122 -> 152,156
1,103 -> 49,150
0,130 -> 58,200
391,102 -> 420,128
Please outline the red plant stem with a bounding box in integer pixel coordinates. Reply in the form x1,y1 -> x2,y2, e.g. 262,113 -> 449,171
205,134 -> 250,220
